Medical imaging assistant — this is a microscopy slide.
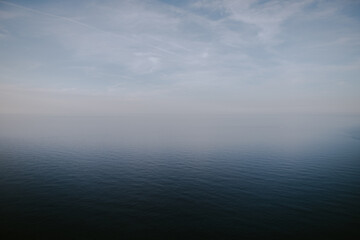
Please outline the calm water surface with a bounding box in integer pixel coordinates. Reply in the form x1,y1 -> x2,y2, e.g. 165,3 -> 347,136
0,114 -> 359,239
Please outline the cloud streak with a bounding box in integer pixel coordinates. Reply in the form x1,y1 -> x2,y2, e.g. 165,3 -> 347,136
0,0 -> 359,115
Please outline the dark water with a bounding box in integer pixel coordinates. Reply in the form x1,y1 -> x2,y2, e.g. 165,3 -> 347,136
0,114 -> 360,239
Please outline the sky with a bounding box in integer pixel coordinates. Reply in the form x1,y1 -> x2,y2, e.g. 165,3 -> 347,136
0,0 -> 359,116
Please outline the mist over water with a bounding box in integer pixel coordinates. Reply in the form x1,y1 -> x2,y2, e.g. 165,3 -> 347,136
1,114 -> 360,239
1,0 -> 359,238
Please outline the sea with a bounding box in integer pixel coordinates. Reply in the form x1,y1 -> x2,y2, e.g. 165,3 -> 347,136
0,114 -> 359,239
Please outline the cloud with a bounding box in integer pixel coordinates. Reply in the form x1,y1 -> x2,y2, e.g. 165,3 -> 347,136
0,0 -> 359,115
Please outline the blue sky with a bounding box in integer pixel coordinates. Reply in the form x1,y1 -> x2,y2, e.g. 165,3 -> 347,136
0,0 -> 359,115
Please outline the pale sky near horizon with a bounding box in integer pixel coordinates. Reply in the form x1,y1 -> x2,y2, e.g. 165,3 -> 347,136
0,0 -> 359,115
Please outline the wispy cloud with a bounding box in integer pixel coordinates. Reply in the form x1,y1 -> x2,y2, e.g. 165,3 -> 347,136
0,0 -> 359,115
